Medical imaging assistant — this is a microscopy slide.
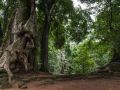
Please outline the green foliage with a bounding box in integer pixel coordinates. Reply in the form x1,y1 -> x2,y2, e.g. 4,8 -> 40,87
46,0 -> 115,74
48,39 -> 61,74
48,35 -> 112,75
66,37 -> 112,75
68,8 -> 92,42
93,0 -> 120,59
70,43 -> 96,74
53,23 -> 65,49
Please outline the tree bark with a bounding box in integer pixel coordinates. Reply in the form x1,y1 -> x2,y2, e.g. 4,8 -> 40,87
2,0 -> 36,71
40,0 -> 55,72
40,1 -> 50,72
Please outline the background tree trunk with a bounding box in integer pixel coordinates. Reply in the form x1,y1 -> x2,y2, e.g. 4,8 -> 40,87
40,0 -> 55,72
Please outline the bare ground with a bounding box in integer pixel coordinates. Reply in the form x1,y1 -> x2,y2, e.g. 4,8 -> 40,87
1,72 -> 120,90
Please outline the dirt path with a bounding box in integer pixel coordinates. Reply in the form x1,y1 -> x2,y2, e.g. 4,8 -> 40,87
7,78 -> 120,90
2,73 -> 120,90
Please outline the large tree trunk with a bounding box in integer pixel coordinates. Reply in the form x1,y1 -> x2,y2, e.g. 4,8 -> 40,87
40,15 -> 50,72
2,0 -> 36,71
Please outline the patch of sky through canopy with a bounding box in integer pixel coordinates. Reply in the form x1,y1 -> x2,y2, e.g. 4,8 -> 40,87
72,0 -> 98,21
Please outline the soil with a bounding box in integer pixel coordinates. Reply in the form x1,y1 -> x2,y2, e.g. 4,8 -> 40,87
1,72 -> 120,90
